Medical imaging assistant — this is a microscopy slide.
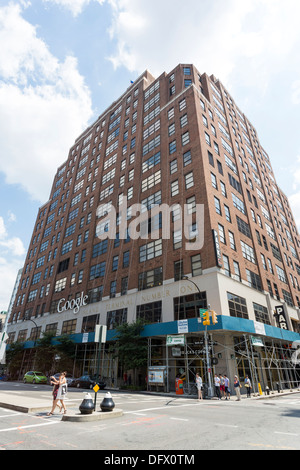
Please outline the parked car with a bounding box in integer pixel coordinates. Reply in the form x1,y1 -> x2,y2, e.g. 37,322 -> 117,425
72,375 -> 106,390
23,371 -> 47,384
50,373 -> 75,386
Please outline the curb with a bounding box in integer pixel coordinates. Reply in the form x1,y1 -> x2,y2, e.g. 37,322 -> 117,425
62,408 -> 123,422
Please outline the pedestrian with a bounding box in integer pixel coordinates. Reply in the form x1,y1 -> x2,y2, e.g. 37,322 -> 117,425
219,374 -> 225,399
244,375 -> 252,398
195,373 -> 203,400
224,375 -> 230,400
47,372 -> 68,416
234,375 -> 241,401
214,374 -> 221,400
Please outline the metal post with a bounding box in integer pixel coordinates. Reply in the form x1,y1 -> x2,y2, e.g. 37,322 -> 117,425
204,326 -> 214,398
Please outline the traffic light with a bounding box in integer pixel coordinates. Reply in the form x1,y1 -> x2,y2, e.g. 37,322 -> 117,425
203,310 -> 210,326
211,310 -> 218,325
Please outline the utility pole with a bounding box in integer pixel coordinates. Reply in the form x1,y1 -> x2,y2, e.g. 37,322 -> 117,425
182,276 -> 214,398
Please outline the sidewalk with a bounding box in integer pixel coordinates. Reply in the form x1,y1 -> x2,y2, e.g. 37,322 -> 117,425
0,387 -> 299,414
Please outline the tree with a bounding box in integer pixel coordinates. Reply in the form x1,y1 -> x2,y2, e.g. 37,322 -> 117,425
112,319 -> 148,387
5,342 -> 24,379
34,332 -> 56,373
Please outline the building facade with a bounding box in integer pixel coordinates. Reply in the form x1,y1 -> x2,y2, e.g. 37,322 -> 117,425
6,64 -> 300,392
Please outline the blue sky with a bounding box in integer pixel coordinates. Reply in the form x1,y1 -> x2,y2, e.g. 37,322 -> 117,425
1,0 -> 300,312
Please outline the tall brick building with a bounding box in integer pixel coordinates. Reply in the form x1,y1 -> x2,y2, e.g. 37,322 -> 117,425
6,64 -> 300,392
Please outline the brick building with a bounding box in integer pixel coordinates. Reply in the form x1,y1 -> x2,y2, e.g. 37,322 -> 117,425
6,64 -> 300,392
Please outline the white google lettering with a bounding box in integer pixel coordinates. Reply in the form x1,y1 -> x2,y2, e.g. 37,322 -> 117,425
57,292 -> 88,315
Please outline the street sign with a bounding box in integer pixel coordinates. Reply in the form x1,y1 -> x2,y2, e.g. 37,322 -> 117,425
199,309 -> 207,318
93,384 -> 100,393
166,335 -> 185,346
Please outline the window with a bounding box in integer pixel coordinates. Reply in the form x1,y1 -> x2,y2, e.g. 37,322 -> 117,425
253,303 -> 270,325
107,309 -> 127,330
174,292 -> 206,320
54,277 -> 67,292
181,131 -> 190,146
61,319 -> 77,335
89,262 -> 106,280
236,216 -> 251,238
214,197 -> 221,215
185,172 -> 194,189
218,224 -> 226,244
139,239 -> 162,262
233,261 -> 241,281
174,260 -> 184,282
169,140 -> 176,154
276,265 -> 287,283
180,114 -> 188,127
171,180 -> 179,196
191,254 -> 202,276
138,267 -> 163,290
240,240 -> 256,264
227,292 -> 248,319
223,255 -> 230,276
123,251 -> 130,268
183,150 -> 192,166
137,301 -> 162,323
246,269 -> 262,291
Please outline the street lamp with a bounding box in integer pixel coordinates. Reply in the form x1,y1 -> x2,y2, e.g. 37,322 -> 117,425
182,276 -> 214,398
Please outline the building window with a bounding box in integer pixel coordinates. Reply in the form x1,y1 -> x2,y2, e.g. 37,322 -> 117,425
139,239 -> 162,262
61,319 -> 77,335
87,286 -> 103,304
253,303 -> 270,325
137,301 -> 162,323
174,292 -> 206,320
107,309 -> 127,330
89,262 -> 106,280
246,269 -> 262,291
214,197 -> 221,215
110,280 -> 116,298
223,255 -> 230,277
185,172 -> 194,189
174,260 -> 184,281
54,277 -> 67,292
227,292 -> 248,319
191,254 -> 202,277
138,267 -> 163,290
81,314 -> 100,333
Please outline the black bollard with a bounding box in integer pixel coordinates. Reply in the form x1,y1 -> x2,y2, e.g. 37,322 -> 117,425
79,393 -> 95,415
100,392 -> 115,412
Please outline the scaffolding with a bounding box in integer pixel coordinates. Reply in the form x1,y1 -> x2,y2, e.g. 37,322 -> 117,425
147,332 -> 300,395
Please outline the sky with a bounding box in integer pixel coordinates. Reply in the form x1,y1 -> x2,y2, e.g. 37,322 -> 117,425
1,0 -> 300,312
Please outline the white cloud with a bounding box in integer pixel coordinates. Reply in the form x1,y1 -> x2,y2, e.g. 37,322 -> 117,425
0,3 -> 93,203
42,0 -> 105,17
106,0 -> 300,93
0,215 -> 25,310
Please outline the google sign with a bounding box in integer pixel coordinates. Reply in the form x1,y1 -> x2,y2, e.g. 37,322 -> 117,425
57,292 -> 88,315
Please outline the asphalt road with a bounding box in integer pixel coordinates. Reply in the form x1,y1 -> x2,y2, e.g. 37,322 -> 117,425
0,382 -> 300,453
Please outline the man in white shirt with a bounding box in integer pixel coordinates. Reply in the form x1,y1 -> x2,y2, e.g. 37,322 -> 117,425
214,374 -> 221,400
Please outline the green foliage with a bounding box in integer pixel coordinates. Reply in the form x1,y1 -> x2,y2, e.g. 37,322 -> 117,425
113,319 -> 148,371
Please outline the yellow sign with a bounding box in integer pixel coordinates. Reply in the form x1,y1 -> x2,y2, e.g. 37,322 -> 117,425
93,384 -> 100,393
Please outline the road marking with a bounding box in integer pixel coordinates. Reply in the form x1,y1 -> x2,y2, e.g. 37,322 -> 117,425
214,423 -> 238,428
0,421 -> 60,433
170,417 -> 189,422
274,431 -> 299,437
0,412 -> 23,418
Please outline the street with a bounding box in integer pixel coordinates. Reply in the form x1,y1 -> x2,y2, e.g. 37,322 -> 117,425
0,381 -> 299,452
